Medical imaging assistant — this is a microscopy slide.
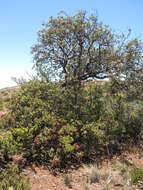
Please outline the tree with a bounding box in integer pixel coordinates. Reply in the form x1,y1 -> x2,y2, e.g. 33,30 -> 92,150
32,11 -> 143,87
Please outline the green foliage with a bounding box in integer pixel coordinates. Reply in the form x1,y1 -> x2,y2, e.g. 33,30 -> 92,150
0,130 -> 17,161
2,78 -> 143,168
32,11 -> 143,91
32,11 -> 115,83
8,8 -> 143,168
8,81 -> 105,166
0,11 -> 143,189
0,165 -> 30,190
107,78 -> 143,141
130,168 -> 143,185
0,98 -> 3,110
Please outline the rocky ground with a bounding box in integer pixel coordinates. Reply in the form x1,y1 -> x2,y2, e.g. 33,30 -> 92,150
22,150 -> 143,190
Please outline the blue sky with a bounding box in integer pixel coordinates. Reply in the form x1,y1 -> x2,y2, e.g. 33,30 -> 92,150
0,0 -> 143,88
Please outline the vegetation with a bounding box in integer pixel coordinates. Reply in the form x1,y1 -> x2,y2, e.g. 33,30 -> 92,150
130,168 -> 143,185
0,98 -> 3,110
0,11 -> 143,189
3,78 -> 143,168
0,165 -> 30,190
32,11 -> 143,85
64,174 -> 72,188
87,166 -> 100,184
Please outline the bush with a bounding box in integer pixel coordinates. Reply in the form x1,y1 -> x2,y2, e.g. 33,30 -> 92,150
9,81 -> 107,166
0,99 -> 3,110
0,165 -> 30,190
0,129 -> 19,169
4,79 -> 143,168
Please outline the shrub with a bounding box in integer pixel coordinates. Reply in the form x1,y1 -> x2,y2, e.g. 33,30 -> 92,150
0,99 -> 3,110
5,79 -> 143,168
9,81 -> 106,166
0,165 -> 30,190
0,130 -> 18,167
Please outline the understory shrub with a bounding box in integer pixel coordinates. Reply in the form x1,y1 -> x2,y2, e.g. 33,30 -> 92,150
0,165 -> 30,190
0,130 -> 18,167
0,98 -> 3,110
3,79 -> 143,168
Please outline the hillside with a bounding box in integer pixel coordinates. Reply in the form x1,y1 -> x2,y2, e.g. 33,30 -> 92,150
0,86 -> 19,112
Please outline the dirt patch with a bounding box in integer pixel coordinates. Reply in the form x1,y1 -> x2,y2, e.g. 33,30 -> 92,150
23,151 -> 143,190
24,166 -> 102,190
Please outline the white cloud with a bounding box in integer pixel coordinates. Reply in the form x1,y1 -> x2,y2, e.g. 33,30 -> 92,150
0,68 -> 33,89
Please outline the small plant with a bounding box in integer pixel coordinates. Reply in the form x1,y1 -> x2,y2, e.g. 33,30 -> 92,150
130,168 -> 143,185
4,96 -> 11,102
90,168 -> 100,183
0,99 -> 3,110
113,161 -> 128,174
85,165 -> 100,184
64,174 -> 72,188
100,168 -> 110,181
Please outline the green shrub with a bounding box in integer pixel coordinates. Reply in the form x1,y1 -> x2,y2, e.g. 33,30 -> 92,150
0,99 -> 3,110
0,130 -> 18,167
4,80 -> 143,168
0,165 -> 30,190
8,82 -> 99,165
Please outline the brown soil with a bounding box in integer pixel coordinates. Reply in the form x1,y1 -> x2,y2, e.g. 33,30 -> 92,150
24,166 -> 102,190
22,151 -> 143,190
